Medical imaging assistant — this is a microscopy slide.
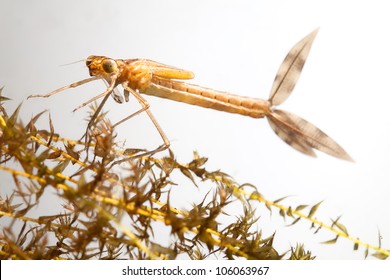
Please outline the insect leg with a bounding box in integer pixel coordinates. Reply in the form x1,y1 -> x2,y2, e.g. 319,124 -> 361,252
27,77 -> 100,99
112,83 -> 170,164
72,76 -> 118,112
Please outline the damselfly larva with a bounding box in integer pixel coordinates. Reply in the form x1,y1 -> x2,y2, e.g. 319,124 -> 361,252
28,29 -> 352,161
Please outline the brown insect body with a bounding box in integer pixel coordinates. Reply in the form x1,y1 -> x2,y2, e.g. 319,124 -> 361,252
28,29 -> 353,161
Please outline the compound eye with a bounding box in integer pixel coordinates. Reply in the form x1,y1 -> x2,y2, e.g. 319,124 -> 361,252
102,59 -> 117,73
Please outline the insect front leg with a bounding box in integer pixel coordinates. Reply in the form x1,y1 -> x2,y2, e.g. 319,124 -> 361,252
111,83 -> 170,165
27,77 -> 100,99
72,76 -> 118,112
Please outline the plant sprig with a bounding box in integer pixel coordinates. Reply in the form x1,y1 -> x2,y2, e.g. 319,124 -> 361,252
0,90 -> 388,259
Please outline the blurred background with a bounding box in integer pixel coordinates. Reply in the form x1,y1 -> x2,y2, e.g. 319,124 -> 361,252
1,0 -> 389,259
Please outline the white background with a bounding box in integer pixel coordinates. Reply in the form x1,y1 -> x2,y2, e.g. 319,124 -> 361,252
1,0 -> 389,259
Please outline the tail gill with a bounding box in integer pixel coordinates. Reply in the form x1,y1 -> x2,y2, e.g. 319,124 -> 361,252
265,28 -> 352,161
266,109 -> 352,161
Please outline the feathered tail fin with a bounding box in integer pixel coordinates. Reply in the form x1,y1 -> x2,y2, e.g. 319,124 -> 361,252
267,109 -> 353,161
265,29 -> 353,161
